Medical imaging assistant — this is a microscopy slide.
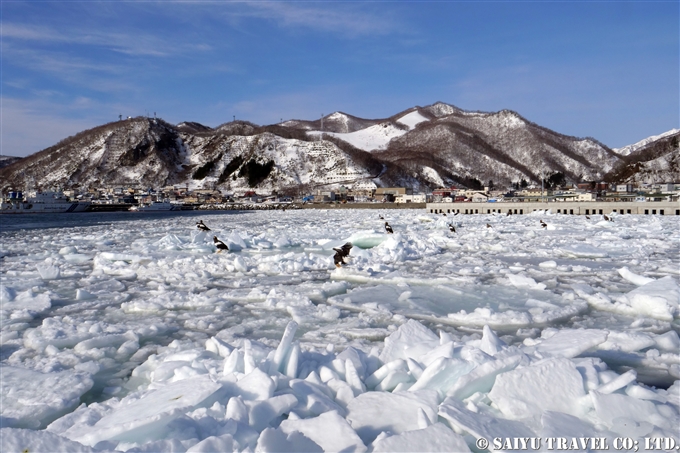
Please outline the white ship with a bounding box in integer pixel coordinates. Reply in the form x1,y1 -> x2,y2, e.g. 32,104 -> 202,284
1,191 -> 91,214
129,199 -> 181,211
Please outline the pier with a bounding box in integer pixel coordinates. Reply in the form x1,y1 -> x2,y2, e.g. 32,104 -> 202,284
426,201 -> 680,216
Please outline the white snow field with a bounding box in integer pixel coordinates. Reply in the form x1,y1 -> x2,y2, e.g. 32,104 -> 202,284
1,209 -> 679,452
309,123 -> 408,152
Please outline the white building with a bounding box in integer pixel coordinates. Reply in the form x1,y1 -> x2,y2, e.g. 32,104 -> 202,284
470,192 -> 488,203
395,193 -> 426,203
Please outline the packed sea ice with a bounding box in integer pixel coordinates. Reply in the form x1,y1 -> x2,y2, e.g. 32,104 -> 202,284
1,208 -> 679,452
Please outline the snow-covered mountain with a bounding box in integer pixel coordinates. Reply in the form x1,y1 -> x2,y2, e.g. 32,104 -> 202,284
1,103 -> 676,192
306,110 -> 430,152
0,117 -> 412,193
613,129 -> 680,156
281,111 -> 382,133
605,129 -> 680,184
374,106 -> 623,187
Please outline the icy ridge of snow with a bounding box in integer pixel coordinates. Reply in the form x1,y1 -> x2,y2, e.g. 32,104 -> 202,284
614,129 -> 680,156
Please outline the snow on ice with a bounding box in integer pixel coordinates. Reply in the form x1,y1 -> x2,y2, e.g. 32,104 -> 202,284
0,209 -> 679,452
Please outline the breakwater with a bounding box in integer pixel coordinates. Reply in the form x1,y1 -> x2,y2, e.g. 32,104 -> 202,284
427,201 -> 680,216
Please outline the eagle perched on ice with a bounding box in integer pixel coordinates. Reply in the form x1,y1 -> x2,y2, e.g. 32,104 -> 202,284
333,242 -> 353,268
213,236 -> 229,252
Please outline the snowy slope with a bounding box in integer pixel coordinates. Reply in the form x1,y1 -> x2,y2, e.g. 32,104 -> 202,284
613,129 -> 680,156
604,129 -> 680,184
420,166 -> 445,186
396,111 -> 430,130
186,134 -> 375,192
0,118 -> 190,190
310,123 -> 408,152
379,109 -> 622,186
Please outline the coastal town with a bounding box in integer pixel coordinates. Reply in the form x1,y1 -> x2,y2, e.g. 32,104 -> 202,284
2,179 -> 678,214
53,179 -> 680,205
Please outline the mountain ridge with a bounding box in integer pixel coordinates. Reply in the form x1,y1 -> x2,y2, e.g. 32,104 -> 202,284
1,102 -> 677,192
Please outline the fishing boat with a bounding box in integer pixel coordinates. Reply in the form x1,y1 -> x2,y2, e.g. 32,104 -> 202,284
129,199 -> 181,211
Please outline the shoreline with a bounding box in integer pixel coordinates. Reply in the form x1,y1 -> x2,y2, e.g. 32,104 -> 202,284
6,200 -> 679,215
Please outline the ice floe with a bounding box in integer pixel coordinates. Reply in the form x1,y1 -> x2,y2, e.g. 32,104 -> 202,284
0,209 -> 678,451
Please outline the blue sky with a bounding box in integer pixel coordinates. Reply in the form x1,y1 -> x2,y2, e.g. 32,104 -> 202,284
2,1 -> 678,157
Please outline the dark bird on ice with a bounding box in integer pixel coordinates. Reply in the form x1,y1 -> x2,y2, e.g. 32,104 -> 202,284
213,236 -> 229,252
604,214 -> 613,222
540,220 -> 548,228
333,242 -> 353,268
486,223 -> 492,228
196,220 -> 211,231
448,224 -> 456,233
379,214 -> 384,220
385,222 -> 394,234
586,215 -> 591,220
442,213 -> 447,216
